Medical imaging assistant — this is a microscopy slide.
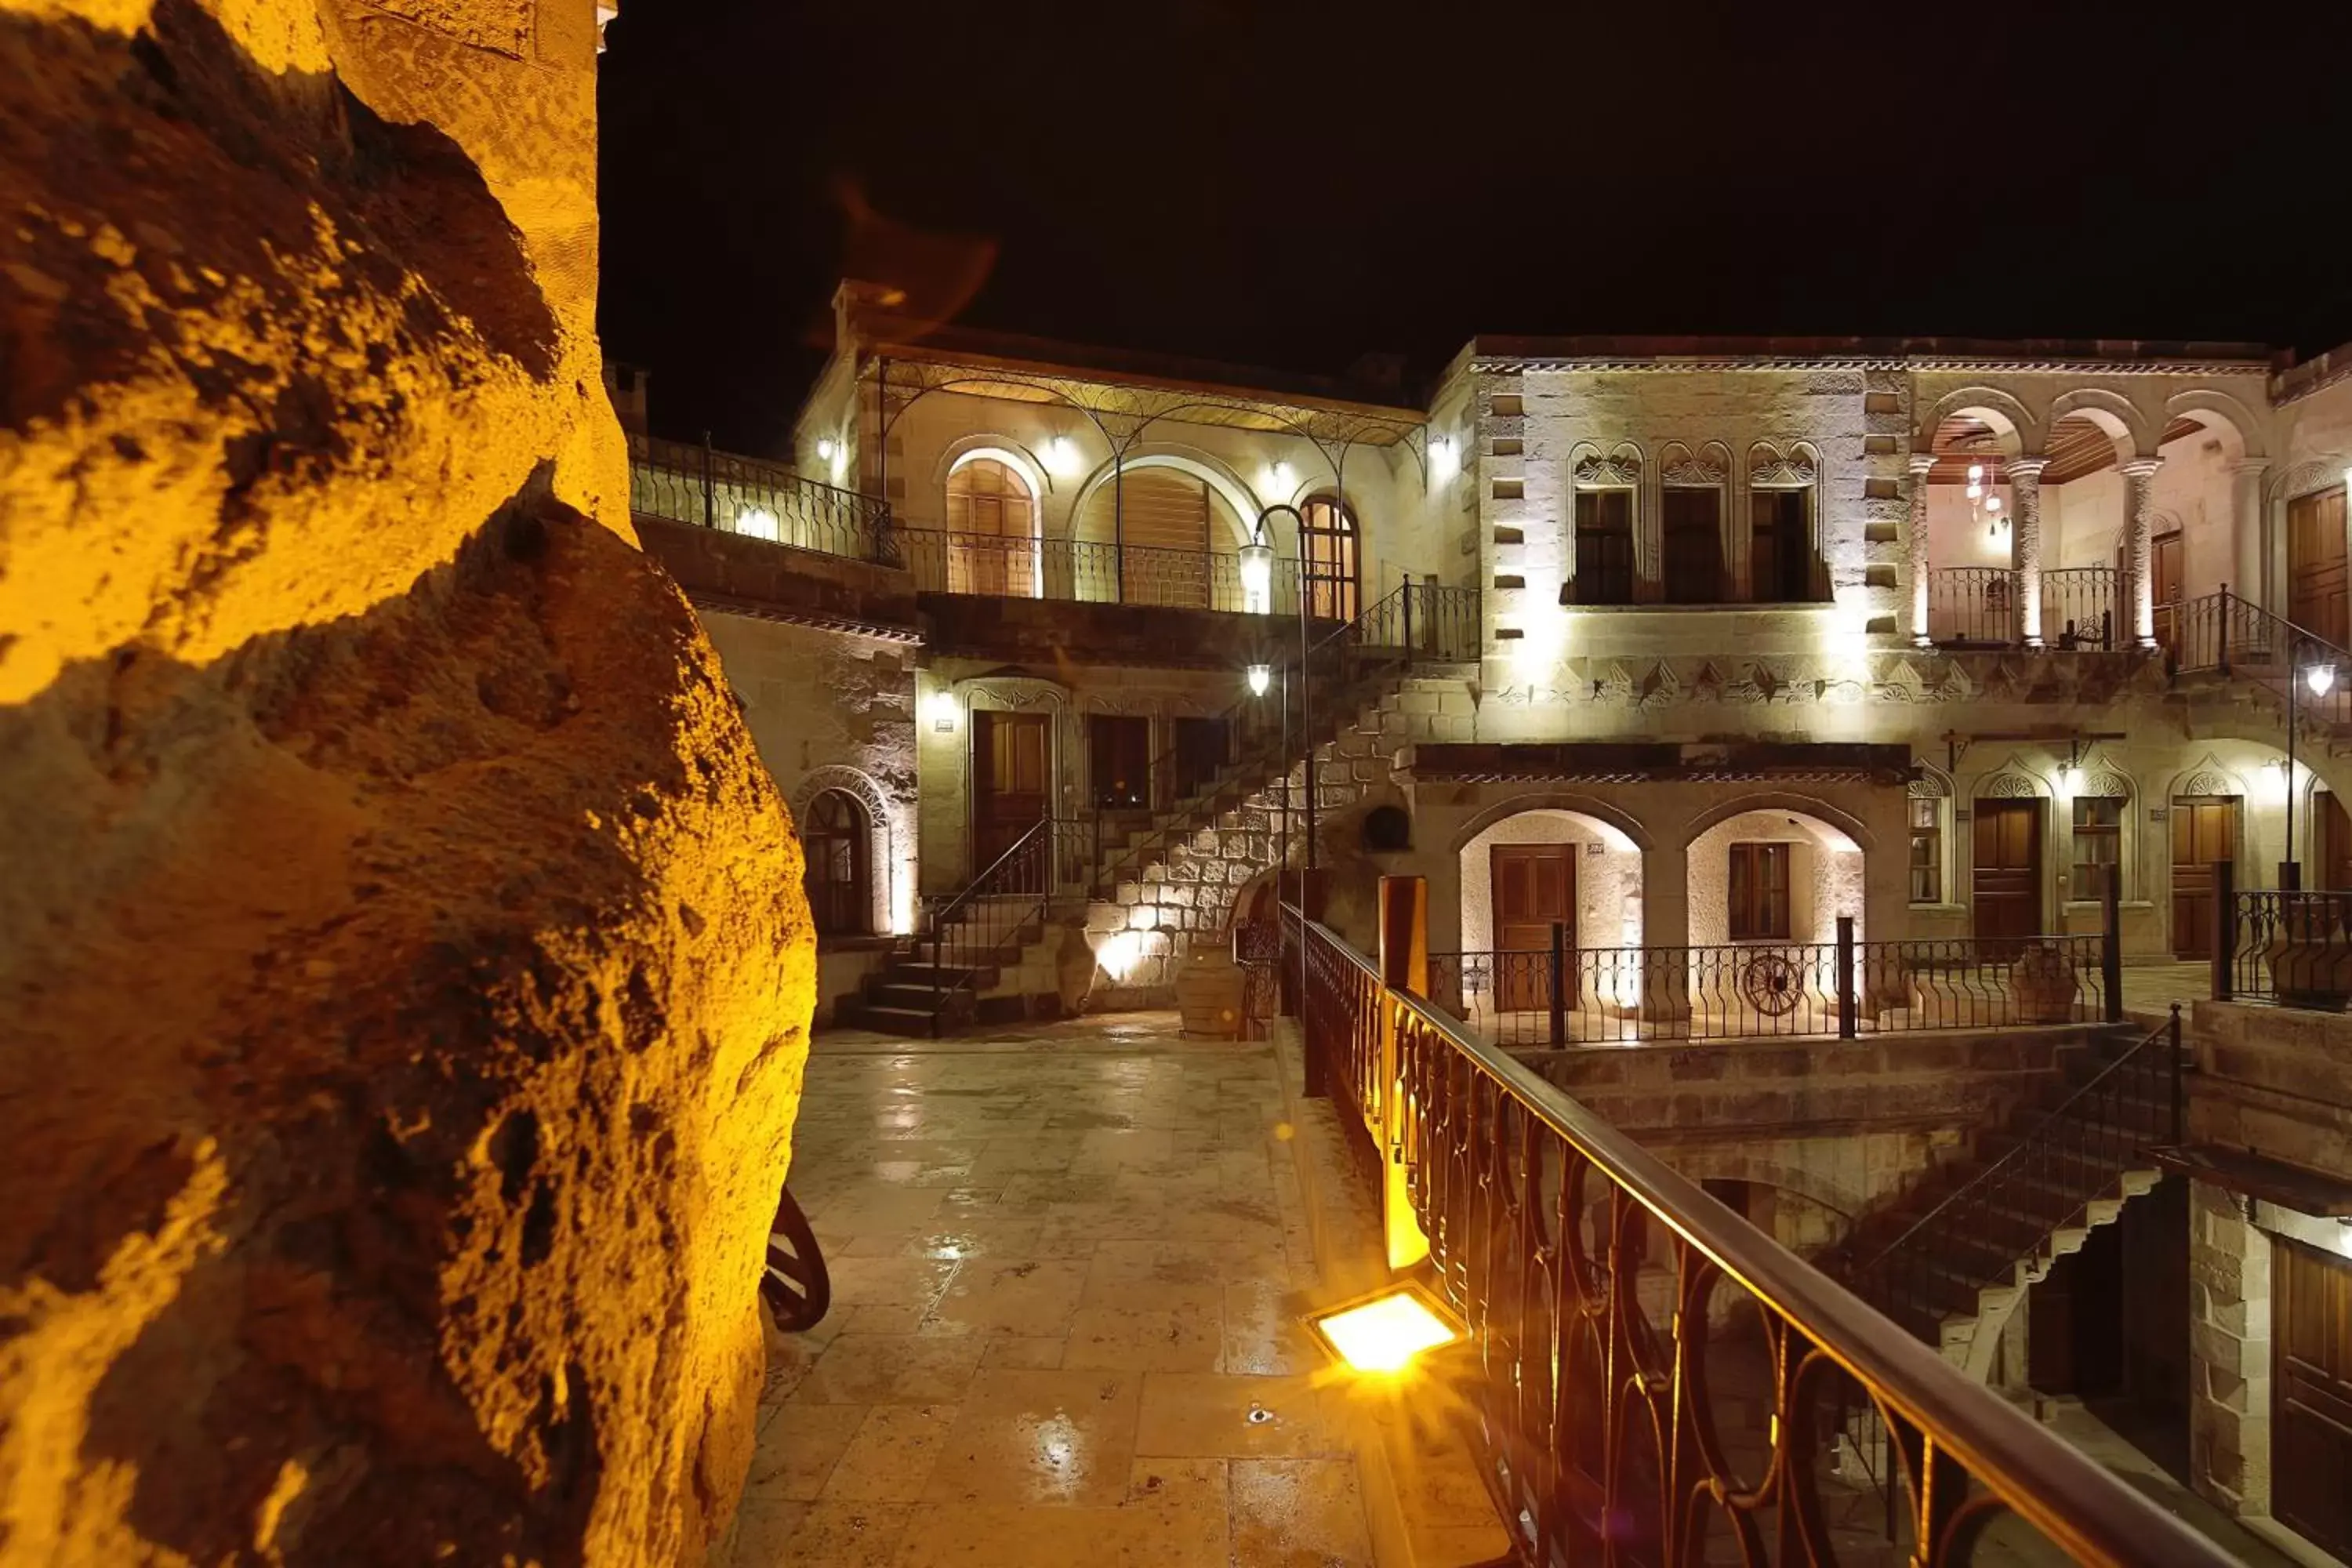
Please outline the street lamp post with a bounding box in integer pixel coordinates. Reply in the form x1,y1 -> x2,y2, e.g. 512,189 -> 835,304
1240,504 -> 1316,872
2287,644 -> 2338,891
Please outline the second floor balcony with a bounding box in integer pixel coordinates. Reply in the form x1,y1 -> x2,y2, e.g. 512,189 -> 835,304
899,528 -> 1308,617
628,431 -> 898,565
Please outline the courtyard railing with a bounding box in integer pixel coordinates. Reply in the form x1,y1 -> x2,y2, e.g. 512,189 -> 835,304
2041,566 -> 2118,650
1283,903 -> 2230,1566
2216,884 -> 2352,1009
626,432 -> 898,564
1428,930 -> 2117,1047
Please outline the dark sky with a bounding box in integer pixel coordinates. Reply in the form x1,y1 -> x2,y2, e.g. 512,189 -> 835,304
598,0 -> 2352,456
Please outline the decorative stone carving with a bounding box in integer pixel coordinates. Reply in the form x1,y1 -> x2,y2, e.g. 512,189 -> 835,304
1751,452 -> 1819,487
1661,457 -> 1727,487
2082,771 -> 2132,800
1983,773 -> 2042,798
2183,769 -> 2231,798
1573,455 -> 1642,488
1909,774 -> 1949,799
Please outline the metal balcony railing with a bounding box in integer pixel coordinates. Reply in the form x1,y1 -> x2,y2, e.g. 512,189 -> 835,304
1427,931 -> 2116,1047
2041,566 -> 2118,649
896,528 -> 1301,615
1926,567 -> 2017,646
1284,906 -> 2231,1567
627,432 -> 898,565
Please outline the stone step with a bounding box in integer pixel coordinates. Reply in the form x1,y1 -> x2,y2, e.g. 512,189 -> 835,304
837,1003 -> 939,1038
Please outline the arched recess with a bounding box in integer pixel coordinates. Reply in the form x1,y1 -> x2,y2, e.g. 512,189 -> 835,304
1658,441 -> 1731,604
1449,790 -> 1654,853
1457,807 -> 1647,957
1298,491 -> 1361,621
932,434 -> 1056,499
942,448 -> 1045,597
1680,791 -> 1874,854
1666,1149 -> 1864,1235
2163,388 -> 2266,460
1566,441 -> 1645,605
1969,757 -> 2060,933
1684,800 -> 1867,947
1065,448 -> 1263,549
2060,753 -> 2138,906
2044,389 -> 2154,460
1914,387 -> 2038,457
1908,764 -> 1955,908
789,764 -> 899,937
1747,439 -> 1825,602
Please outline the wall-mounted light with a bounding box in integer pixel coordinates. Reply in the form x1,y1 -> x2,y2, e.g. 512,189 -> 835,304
2307,660 -> 2337,699
816,437 -> 836,461
1247,663 -> 1272,697
735,505 -> 780,542
2060,742 -> 2085,795
1429,435 -> 1457,485
1041,435 -> 1080,477
923,690 -> 960,733
1269,460 -> 1294,493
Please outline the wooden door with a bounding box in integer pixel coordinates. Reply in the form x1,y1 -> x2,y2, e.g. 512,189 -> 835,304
2151,531 -> 2183,652
1491,844 -> 1576,1013
2321,791 -> 2352,892
2274,1236 -> 2352,1561
2289,485 -> 2350,648
1971,799 -> 2042,955
2170,797 -> 2238,960
971,711 -> 1049,868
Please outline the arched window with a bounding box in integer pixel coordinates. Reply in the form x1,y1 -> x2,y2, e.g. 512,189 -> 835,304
945,457 -> 1039,597
1300,495 -> 1359,622
803,789 -> 869,937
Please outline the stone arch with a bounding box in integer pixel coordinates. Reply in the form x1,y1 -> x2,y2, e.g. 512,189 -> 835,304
2165,752 -> 2256,804
1450,790 -> 1654,852
2267,459 -> 2352,506
2163,388 -> 2267,460
1658,440 -> 1729,486
1914,387 -> 2038,456
1062,446 -> 1264,547
1910,764 -> 1957,908
933,436 -> 1054,500
788,764 -> 899,936
2063,751 -> 2140,904
2043,388 -> 2152,462
1568,438 -> 1645,488
1664,1149 -> 1864,1229
1456,804 -> 1647,953
1969,751 -> 2057,802
1679,791 -> 1872,855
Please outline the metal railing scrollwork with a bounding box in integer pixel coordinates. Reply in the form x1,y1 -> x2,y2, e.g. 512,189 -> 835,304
1283,906 -> 2228,1567
627,432 -> 898,565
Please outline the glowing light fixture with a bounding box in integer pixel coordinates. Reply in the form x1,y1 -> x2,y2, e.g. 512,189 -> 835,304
1238,538 -> 1276,615
1041,435 -> 1080,477
2061,763 -> 2085,793
1429,435 -> 1457,485
1247,663 -> 1272,697
1095,931 -> 1145,982
2307,661 -> 2336,699
923,690 -> 960,733
816,437 -> 836,461
735,506 -> 780,541
1269,460 -> 1294,493
1308,1283 -> 1461,1375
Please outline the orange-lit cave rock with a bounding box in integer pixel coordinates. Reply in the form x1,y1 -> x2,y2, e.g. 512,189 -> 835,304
0,0 -> 813,1563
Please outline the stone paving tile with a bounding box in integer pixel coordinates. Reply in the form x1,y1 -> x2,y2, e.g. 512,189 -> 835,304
728,1013 -> 1372,1568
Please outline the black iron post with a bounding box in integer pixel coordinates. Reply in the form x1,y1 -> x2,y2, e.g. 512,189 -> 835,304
2285,633 -> 2303,891
1835,916 -> 1857,1039
1548,922 -> 1567,1047
1252,504 -> 1314,871
2211,857 -> 2237,1002
2169,1004 -> 2185,1144
700,430 -> 715,528
2217,582 -> 2230,676
2102,866 -> 2124,1024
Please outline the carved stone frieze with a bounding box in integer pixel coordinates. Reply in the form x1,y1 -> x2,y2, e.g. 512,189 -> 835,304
1573,455 -> 1642,488
1982,773 -> 2041,798
1661,459 -> 1727,487
1751,453 -> 1819,487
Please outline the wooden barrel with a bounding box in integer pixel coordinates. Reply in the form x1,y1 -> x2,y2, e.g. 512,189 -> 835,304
1173,943 -> 1246,1038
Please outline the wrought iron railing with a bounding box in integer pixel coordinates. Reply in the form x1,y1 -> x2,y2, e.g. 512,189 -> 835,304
1283,907 -> 2227,1566
1351,579 -> 1483,663
920,818 -> 1093,1025
2042,566 -> 2118,650
627,432 -> 898,564
2220,887 -> 2352,1007
2171,588 -> 2352,719
1847,1009 -> 2184,1344
1926,567 -> 2017,646
897,528 -> 1301,614
1427,933 -> 2114,1046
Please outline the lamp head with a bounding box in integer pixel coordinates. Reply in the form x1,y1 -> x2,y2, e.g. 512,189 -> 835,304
1247,664 -> 1272,697
2307,660 -> 2336,699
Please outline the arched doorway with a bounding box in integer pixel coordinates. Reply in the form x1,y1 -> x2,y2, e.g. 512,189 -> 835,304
803,789 -> 871,936
1453,808 -> 1645,1039
1300,495 -> 1359,622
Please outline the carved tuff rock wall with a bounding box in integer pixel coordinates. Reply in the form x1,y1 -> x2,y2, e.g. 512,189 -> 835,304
0,0 -> 812,1563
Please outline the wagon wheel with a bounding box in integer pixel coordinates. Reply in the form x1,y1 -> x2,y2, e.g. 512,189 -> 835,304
1740,952 -> 1802,1017
760,1181 -> 832,1333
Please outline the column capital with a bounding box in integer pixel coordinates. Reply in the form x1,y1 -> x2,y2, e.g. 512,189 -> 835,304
2118,456 -> 2165,481
1906,451 -> 1938,477
2005,457 -> 2051,481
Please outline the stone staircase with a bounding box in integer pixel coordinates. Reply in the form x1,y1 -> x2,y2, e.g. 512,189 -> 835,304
1834,1014 -> 2183,1381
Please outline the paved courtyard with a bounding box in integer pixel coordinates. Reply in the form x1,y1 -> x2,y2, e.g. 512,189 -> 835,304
722,1014 -> 1378,1568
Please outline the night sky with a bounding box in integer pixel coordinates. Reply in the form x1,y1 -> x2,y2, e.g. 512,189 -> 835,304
597,1 -> 2352,456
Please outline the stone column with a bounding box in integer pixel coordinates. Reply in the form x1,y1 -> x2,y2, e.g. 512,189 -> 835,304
2119,457 -> 2165,650
2230,458 -> 2270,612
1908,452 -> 1936,647
1639,838 -> 1690,1022
2008,458 -> 2049,648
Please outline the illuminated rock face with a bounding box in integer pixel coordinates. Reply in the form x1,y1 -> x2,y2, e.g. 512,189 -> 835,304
0,1 -> 813,1563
